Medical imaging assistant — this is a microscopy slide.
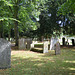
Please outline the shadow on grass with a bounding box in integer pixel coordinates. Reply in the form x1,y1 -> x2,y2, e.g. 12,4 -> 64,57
11,54 -> 75,75
31,48 -> 43,53
0,49 -> 75,75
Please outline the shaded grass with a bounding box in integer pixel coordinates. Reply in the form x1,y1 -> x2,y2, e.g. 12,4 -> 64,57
0,48 -> 75,75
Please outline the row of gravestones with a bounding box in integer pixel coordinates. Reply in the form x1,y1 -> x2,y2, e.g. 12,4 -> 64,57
42,40 -> 60,54
19,38 -> 32,50
0,37 -> 60,69
50,37 -> 61,55
19,38 -> 49,53
19,38 -> 60,54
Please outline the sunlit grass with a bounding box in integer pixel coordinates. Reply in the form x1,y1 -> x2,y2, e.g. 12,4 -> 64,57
0,48 -> 75,75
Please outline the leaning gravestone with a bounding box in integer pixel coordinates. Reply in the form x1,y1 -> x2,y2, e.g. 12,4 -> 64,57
0,38 -> 11,69
43,41 -> 48,53
55,42 -> 60,55
50,37 -> 60,55
19,38 -> 26,50
50,37 -> 55,50
50,37 -> 59,50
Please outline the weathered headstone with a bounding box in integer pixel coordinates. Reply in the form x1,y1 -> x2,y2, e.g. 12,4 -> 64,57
0,38 -> 11,69
50,37 -> 61,55
43,41 -> 48,53
50,37 -> 59,50
55,42 -> 60,55
27,39 -> 32,49
50,37 -> 55,50
31,41 -> 35,49
31,43 -> 34,49
19,38 -> 26,50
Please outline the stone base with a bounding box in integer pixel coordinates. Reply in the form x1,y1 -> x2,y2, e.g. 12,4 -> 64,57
0,66 -> 11,69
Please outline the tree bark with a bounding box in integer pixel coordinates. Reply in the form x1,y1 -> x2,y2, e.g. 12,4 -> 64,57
14,5 -> 19,46
14,21 -> 19,46
72,39 -> 75,46
62,37 -> 65,45
0,21 -> 4,38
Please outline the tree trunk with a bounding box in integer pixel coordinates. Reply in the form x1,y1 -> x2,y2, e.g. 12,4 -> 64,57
8,26 -> 11,41
62,37 -> 65,45
14,5 -> 19,46
8,22 -> 11,41
0,21 -> 4,38
72,39 -> 75,46
14,21 -> 19,46
8,32 -> 11,41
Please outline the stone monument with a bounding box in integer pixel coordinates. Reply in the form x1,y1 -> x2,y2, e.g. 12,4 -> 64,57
50,37 -> 59,50
0,38 -> 11,69
50,37 -> 60,55
19,38 -> 26,50
43,41 -> 48,53
55,42 -> 60,55
27,39 -> 32,49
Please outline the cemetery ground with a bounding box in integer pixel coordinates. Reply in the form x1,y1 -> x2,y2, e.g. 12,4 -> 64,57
0,45 -> 75,75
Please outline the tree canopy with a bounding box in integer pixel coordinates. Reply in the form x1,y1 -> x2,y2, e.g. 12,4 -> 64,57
0,0 -> 75,45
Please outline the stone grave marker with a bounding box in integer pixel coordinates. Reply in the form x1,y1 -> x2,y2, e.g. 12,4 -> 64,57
27,39 -> 32,49
50,37 -> 61,55
50,37 -> 55,50
19,38 -> 26,50
50,37 -> 59,50
43,41 -> 48,53
31,43 -> 34,49
55,42 -> 60,55
0,38 -> 11,69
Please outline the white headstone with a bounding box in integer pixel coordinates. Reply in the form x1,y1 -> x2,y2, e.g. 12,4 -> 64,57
50,37 -> 59,50
43,41 -> 48,53
31,43 -> 34,49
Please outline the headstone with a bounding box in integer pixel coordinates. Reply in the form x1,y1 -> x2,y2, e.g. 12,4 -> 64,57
55,42 -> 60,55
50,37 -> 59,50
24,39 -> 27,49
27,39 -> 32,49
19,38 -> 26,50
31,43 -> 34,49
50,37 -> 55,50
43,41 -> 48,53
50,37 -> 61,55
0,38 -> 11,69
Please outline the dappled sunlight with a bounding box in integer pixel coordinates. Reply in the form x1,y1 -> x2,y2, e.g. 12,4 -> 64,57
34,63 -> 45,67
68,68 -> 75,71
0,48 -> 75,75
64,61 -> 75,63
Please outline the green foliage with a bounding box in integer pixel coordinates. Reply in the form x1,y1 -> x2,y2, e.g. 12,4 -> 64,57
58,0 -> 75,36
59,0 -> 75,15
35,0 -> 62,38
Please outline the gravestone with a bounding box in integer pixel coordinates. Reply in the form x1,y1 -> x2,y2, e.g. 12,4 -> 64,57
43,41 -> 48,53
50,37 -> 59,50
27,39 -> 32,49
55,42 -> 60,55
50,37 -> 55,50
50,37 -> 61,55
19,38 -> 26,50
31,43 -> 34,49
0,38 -> 11,69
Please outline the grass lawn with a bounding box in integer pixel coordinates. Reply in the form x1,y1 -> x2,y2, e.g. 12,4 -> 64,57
0,48 -> 75,75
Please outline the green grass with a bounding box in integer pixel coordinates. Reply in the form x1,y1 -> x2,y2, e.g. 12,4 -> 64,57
0,48 -> 75,75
